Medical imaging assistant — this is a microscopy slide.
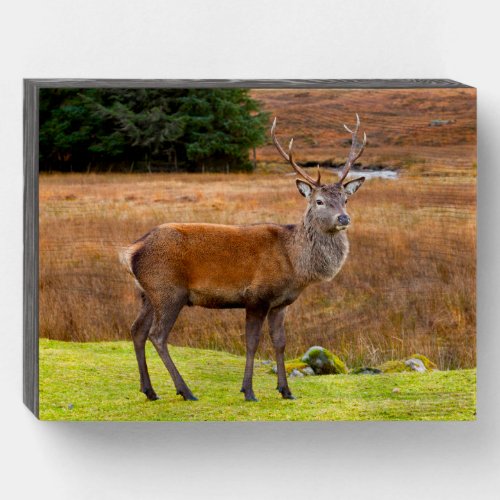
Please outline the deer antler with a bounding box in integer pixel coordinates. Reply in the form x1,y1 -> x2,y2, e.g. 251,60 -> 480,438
338,113 -> 367,184
271,117 -> 322,187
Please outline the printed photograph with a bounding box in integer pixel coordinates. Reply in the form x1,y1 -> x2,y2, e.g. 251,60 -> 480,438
38,85 -> 476,420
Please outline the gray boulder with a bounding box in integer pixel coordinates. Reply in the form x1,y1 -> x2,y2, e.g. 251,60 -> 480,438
302,366 -> 316,376
405,358 -> 427,373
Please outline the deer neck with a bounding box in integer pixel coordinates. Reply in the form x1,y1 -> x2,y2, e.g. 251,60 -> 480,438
292,211 -> 350,284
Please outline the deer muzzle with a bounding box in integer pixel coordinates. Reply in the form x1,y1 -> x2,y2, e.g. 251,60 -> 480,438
337,214 -> 351,227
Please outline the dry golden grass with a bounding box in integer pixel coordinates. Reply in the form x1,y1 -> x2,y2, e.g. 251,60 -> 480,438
39,169 -> 476,369
251,88 -> 476,175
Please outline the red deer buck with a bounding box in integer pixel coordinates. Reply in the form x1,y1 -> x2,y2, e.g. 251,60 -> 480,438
121,115 -> 367,402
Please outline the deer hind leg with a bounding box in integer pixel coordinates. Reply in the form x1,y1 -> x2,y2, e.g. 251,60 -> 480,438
148,291 -> 197,401
131,293 -> 158,401
268,305 -> 294,400
240,306 -> 268,402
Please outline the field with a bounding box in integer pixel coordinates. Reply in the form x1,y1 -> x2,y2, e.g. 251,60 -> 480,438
40,169 -> 476,370
39,339 -> 476,421
39,88 -> 476,371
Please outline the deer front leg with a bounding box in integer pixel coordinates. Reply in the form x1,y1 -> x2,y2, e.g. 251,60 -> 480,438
268,305 -> 294,400
241,307 -> 267,402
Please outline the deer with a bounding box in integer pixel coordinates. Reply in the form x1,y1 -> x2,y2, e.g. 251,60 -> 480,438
121,114 -> 367,402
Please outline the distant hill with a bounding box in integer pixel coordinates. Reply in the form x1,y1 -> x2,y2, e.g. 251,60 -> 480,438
251,88 -> 476,174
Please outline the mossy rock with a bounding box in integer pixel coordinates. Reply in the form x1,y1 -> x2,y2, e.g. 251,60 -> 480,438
378,360 -> 413,373
378,355 -> 437,374
350,367 -> 382,375
409,354 -> 437,370
284,359 -> 310,375
301,346 -> 348,375
269,359 -> 311,376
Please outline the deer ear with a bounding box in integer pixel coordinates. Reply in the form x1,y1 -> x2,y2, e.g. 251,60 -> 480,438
344,177 -> 365,197
296,179 -> 314,198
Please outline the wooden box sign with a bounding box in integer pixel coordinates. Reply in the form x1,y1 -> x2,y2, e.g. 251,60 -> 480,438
24,79 -> 476,421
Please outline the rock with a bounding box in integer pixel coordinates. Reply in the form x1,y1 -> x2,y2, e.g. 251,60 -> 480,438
271,360 -> 311,375
392,388 -> 401,393
302,366 -> 316,376
405,358 -> 426,373
270,352 -> 346,377
429,119 -> 454,127
282,360 -> 309,375
378,360 -> 412,373
260,360 -> 273,366
409,354 -> 437,370
351,367 -> 382,375
301,346 -> 348,375
379,354 -> 437,373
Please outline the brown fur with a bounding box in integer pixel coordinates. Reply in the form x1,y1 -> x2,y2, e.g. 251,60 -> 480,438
130,223 -> 301,310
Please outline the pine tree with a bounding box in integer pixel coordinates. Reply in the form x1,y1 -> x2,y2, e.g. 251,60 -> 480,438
179,89 -> 269,171
39,88 -> 269,172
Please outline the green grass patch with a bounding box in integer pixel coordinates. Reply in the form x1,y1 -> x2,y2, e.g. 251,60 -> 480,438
39,339 -> 476,421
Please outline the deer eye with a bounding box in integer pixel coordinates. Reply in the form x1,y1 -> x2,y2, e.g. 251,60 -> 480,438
316,199 -> 324,206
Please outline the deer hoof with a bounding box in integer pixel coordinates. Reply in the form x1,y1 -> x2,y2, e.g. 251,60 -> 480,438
143,388 -> 159,401
177,390 -> 198,401
277,387 -> 295,400
241,388 -> 258,402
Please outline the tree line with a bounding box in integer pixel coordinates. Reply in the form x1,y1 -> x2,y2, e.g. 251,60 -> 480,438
39,88 -> 270,173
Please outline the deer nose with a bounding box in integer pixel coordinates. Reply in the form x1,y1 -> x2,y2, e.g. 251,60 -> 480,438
337,214 -> 350,226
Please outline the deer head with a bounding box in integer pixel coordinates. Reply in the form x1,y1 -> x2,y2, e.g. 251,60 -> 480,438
271,114 -> 366,233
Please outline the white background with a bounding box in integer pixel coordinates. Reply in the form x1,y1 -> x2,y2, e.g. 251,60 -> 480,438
1,1 -> 498,498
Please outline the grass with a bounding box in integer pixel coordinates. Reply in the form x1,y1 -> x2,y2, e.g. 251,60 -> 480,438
39,339 -> 476,421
